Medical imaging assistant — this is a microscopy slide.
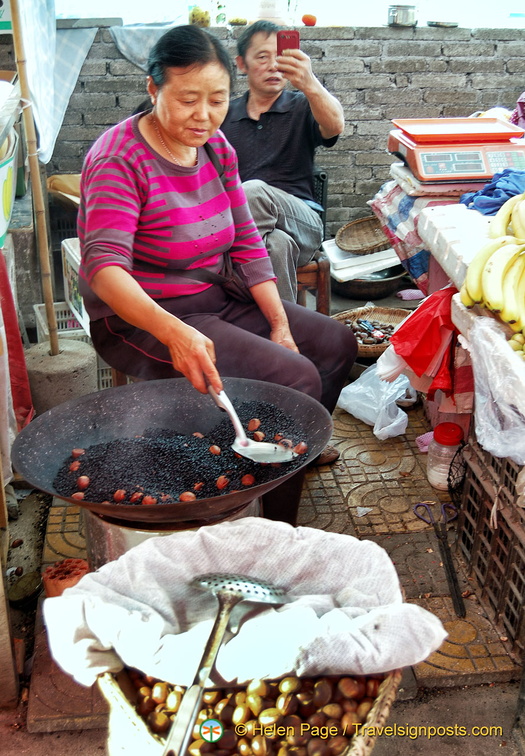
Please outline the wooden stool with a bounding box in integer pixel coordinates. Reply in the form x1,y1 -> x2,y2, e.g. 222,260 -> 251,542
296,246 -> 331,315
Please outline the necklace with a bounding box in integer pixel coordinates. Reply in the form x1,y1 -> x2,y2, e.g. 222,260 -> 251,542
150,114 -> 197,166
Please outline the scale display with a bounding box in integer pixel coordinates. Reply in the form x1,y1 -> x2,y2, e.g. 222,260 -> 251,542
388,126 -> 525,183
419,149 -> 525,177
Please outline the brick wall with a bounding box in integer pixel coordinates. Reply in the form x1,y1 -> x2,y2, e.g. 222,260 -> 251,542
3,25 -> 525,238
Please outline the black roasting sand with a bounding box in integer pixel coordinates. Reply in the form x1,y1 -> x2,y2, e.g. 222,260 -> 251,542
53,400 -> 308,505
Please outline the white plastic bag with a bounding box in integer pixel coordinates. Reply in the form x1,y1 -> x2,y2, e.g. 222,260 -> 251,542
337,364 -> 417,440
466,316 -> 525,465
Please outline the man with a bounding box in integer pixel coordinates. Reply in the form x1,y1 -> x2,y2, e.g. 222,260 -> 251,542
221,20 -> 345,304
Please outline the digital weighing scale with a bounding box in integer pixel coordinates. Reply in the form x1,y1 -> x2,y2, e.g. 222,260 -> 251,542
388,118 -> 525,183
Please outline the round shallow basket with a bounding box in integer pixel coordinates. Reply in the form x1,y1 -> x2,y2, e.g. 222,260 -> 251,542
332,304 -> 411,359
99,668 -> 403,756
335,217 -> 390,255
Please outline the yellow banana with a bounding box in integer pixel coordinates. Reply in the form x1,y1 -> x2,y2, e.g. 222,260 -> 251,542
511,199 -> 525,240
481,242 -> 525,312
463,235 -> 516,303
459,282 -> 476,308
489,193 -> 525,238
500,251 -> 525,326
513,261 -> 525,334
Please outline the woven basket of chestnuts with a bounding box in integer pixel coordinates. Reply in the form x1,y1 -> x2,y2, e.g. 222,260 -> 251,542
332,306 -> 410,359
98,668 -> 403,756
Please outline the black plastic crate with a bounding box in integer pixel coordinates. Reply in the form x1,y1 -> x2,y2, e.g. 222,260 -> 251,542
48,198 -> 78,252
468,438 -> 523,510
457,448 -> 525,659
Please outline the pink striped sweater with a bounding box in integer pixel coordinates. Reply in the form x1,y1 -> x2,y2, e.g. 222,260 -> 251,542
78,114 -> 273,321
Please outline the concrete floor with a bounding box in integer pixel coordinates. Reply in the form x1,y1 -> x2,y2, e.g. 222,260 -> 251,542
3,282 -> 525,754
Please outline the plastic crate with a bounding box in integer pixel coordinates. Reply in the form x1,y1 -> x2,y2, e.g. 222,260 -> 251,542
33,301 -> 90,344
61,237 -> 90,335
49,198 -> 78,252
457,446 -> 525,660
467,439 -> 523,510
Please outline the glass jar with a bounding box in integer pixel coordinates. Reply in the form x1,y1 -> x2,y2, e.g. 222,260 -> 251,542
426,422 -> 464,490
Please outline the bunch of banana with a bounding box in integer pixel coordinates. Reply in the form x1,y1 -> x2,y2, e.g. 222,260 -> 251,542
488,192 -> 525,239
459,233 -> 525,332
508,332 -> 525,361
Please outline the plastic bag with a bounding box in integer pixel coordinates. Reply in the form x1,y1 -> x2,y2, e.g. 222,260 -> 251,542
337,364 -> 417,440
466,316 -> 525,465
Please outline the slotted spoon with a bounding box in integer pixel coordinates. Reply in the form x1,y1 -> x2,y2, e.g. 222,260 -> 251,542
208,386 -> 298,463
162,573 -> 289,756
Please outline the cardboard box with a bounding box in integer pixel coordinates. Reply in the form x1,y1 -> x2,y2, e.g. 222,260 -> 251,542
61,237 -> 90,335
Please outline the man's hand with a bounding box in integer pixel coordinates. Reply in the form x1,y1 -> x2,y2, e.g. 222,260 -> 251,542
276,48 -> 315,93
276,48 -> 344,140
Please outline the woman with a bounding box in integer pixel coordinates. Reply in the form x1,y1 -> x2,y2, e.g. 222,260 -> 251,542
78,25 -> 357,524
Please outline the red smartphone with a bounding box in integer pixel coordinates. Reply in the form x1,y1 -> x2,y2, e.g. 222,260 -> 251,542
276,30 -> 300,56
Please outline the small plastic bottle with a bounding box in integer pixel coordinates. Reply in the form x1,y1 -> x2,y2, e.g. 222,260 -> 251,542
426,422 -> 464,490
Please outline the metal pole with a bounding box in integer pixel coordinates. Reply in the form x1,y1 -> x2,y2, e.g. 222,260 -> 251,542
10,0 -> 59,355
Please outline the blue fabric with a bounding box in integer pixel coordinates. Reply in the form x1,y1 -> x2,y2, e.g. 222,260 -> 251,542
460,169 -> 525,215
385,194 -> 417,232
403,249 -> 431,280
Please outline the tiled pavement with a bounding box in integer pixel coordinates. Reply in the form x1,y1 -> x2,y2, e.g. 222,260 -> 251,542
26,402 -> 522,733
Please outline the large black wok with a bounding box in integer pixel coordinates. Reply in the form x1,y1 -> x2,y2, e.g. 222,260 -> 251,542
11,377 -> 332,524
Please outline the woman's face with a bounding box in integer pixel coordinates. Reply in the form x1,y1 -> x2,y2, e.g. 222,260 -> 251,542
147,61 -> 230,148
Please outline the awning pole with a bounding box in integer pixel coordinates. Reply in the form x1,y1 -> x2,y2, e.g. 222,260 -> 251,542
10,0 -> 59,356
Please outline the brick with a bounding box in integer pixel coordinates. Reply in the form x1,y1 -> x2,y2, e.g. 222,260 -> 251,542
473,29 -> 523,41
365,89 -> 423,105
383,105 -> 439,119
343,73 -> 393,89
441,42 -> 495,56
68,93 -> 117,110
498,42 -> 525,57
371,58 -> 431,74
109,60 -> 143,76
57,125 -> 109,142
78,60 -> 107,77
323,41 -> 382,57
507,60 -> 525,74
355,152 -> 396,166
356,121 -> 392,136
83,77 -> 142,93
83,110 -> 122,126
471,74 -> 518,89
449,59 -> 505,73
424,89 -> 479,104
384,42 -> 442,57
410,73 -> 467,87
316,59 -> 365,74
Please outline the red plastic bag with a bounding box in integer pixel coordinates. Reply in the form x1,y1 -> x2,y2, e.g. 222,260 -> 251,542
390,287 -> 457,380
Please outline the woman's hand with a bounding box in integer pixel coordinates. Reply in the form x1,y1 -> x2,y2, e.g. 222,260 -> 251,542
163,320 -> 221,394
269,322 -> 299,352
249,280 -> 299,353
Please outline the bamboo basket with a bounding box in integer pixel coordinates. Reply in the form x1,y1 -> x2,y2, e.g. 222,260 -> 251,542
335,218 -> 390,256
99,668 -> 403,756
332,305 -> 411,358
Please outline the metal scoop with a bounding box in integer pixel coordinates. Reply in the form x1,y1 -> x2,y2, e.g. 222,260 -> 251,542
208,386 -> 298,464
162,573 -> 289,756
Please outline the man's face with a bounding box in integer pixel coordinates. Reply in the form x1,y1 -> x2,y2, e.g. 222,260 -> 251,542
236,32 -> 285,97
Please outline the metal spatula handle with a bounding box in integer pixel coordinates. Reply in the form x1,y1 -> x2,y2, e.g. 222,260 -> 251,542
162,593 -> 241,756
208,386 -> 250,447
